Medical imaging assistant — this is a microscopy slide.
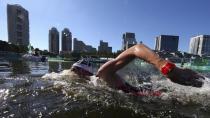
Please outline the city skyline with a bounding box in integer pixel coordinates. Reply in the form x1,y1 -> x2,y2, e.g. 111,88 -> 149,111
1,0 -> 210,52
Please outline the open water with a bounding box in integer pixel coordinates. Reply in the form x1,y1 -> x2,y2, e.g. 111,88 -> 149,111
0,59 -> 210,118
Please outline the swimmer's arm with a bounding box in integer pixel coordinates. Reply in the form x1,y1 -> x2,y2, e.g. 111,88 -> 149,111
97,44 -> 204,88
116,44 -> 167,71
97,44 -> 167,77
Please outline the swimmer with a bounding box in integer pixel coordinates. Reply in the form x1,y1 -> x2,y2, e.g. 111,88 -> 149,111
96,44 -> 205,92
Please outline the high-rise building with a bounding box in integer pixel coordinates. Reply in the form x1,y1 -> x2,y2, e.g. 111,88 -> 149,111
73,38 -> 86,52
7,4 -> 29,46
61,28 -> 72,53
122,32 -> 137,50
85,45 -> 97,53
49,27 -> 59,54
98,40 -> 112,53
155,35 -> 179,52
73,38 -> 96,53
189,35 -> 210,56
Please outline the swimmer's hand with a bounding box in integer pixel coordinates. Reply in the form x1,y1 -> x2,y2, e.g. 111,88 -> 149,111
167,67 -> 205,87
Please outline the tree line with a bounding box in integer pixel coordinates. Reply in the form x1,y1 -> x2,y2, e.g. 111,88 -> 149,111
0,40 -> 28,53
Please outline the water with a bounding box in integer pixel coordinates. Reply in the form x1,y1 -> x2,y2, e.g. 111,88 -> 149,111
0,59 -> 210,118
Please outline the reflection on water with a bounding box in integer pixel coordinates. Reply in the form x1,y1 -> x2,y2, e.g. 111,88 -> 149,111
0,60 -> 75,76
61,62 -> 73,71
48,62 -> 60,73
48,62 -> 74,73
10,61 -> 30,75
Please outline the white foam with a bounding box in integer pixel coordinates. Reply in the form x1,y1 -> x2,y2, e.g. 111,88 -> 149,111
89,76 -> 100,86
42,70 -> 79,80
41,72 -> 61,80
53,81 -> 68,86
0,89 -> 9,101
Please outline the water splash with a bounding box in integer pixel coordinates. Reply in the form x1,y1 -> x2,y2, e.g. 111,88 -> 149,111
1,59 -> 210,117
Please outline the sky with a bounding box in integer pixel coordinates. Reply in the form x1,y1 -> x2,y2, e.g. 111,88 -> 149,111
1,0 -> 210,52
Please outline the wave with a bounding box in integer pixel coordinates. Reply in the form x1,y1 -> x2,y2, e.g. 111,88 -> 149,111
0,60 -> 210,117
